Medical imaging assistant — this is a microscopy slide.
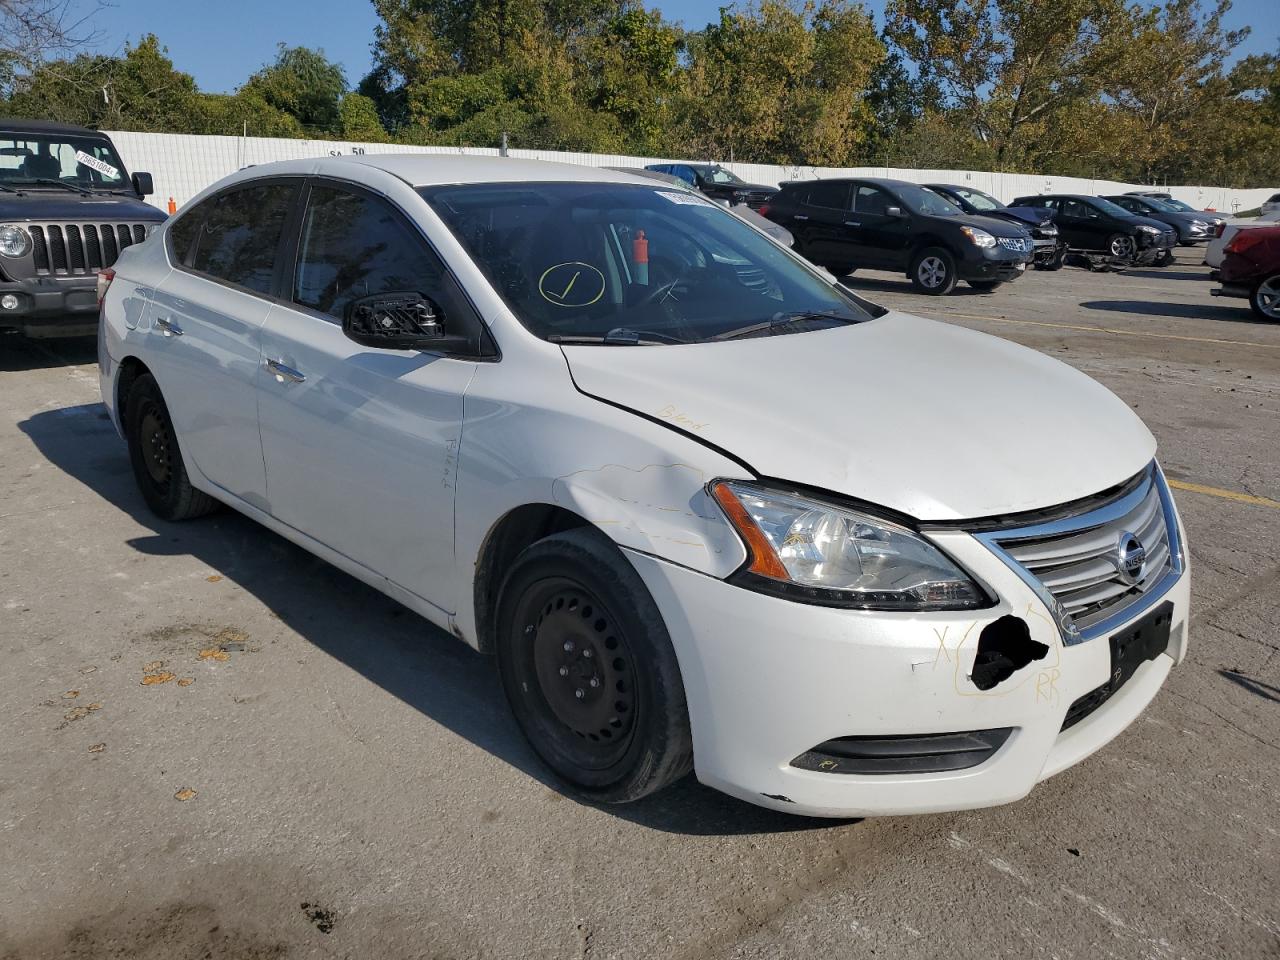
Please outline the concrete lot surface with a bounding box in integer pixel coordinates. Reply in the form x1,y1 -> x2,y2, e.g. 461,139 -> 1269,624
1,252 -> 1277,959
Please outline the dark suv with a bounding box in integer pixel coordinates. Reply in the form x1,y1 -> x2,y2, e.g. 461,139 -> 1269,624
925,183 -> 1064,269
1104,194 -> 1224,245
1010,194 -> 1176,264
0,119 -> 165,337
763,177 -> 1034,294
644,162 -> 777,209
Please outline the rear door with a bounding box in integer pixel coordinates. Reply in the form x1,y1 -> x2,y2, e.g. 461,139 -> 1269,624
255,179 -> 478,612
791,181 -> 852,267
1054,198 -> 1097,249
145,179 -> 300,505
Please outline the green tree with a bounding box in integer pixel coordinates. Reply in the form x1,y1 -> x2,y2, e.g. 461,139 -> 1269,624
338,93 -> 390,141
243,44 -> 347,134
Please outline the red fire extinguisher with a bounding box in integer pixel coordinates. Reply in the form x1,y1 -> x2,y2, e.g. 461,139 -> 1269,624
632,229 -> 649,285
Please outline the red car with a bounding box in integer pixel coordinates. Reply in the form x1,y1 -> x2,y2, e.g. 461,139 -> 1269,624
1213,225 -> 1280,320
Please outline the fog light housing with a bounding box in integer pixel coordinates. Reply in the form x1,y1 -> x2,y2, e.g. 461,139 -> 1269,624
1,293 -> 20,310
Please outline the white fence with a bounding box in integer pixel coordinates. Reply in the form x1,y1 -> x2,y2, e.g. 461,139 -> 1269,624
106,130 -> 1277,216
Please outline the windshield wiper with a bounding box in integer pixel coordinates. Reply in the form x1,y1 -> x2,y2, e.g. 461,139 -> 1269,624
711,310 -> 859,342
549,327 -> 688,346
0,183 -> 22,195
14,178 -> 91,196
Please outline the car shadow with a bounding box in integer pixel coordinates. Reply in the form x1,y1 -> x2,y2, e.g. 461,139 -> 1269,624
0,332 -> 98,371
1219,669 -> 1280,705
1080,299 -> 1272,325
17,402 -> 851,837
1122,269 -> 1210,281
837,274 -> 993,296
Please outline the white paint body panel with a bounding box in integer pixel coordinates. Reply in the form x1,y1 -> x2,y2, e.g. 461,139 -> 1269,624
98,154 -> 1189,817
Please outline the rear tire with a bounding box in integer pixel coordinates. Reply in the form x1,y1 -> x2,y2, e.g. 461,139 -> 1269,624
124,373 -> 218,521
822,263 -> 855,276
495,526 -> 693,803
910,246 -> 958,295
1250,274 -> 1280,321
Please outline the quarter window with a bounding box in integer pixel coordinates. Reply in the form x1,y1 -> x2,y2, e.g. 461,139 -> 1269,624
190,183 -> 296,294
293,185 -> 447,321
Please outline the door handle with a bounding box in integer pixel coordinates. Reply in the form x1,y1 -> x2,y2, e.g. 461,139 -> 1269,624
266,358 -> 306,384
792,214 -> 809,221
844,220 -> 861,227
154,316 -> 183,337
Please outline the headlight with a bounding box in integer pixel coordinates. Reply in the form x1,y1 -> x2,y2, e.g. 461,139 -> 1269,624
960,226 -> 996,248
1137,224 -> 1162,235
0,224 -> 31,258
710,481 -> 987,610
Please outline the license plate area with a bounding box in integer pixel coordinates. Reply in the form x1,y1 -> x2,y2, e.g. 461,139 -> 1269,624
1061,601 -> 1173,732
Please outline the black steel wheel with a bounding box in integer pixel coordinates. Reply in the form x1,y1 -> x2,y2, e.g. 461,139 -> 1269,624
124,373 -> 218,521
496,527 -> 692,802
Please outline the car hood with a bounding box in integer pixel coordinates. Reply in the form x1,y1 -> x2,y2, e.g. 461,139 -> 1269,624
1002,205 -> 1055,226
954,213 -> 1030,238
562,313 -> 1155,521
0,193 -> 166,221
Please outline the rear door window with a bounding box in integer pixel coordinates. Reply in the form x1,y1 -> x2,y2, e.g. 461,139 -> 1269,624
807,181 -> 850,209
190,182 -> 297,294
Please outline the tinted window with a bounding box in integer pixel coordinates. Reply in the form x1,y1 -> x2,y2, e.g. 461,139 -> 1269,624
855,185 -> 893,215
167,210 -> 202,265
1061,199 -> 1093,218
294,185 -> 447,320
807,181 -> 850,209
190,183 -> 295,293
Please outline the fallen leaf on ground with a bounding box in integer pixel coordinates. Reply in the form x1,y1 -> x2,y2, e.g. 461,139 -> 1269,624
174,787 -> 197,802
89,743 -> 105,753
141,672 -> 175,685
197,648 -> 230,662
62,690 -> 79,699
79,665 -> 97,675
177,677 -> 194,687
143,660 -> 164,672
87,702 -> 101,711
206,575 -> 223,583
64,707 -> 90,722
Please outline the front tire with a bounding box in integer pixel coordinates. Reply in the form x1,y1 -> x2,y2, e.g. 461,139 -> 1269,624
124,373 -> 218,521
1108,233 -> 1137,259
967,279 -> 1002,292
1250,274 -> 1280,321
910,246 -> 958,295
495,527 -> 693,803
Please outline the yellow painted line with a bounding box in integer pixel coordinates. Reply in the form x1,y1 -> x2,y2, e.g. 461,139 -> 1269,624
1167,479 -> 1280,510
939,312 -> 1280,351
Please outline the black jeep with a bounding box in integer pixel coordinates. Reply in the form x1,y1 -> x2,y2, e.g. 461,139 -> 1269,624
0,119 -> 165,337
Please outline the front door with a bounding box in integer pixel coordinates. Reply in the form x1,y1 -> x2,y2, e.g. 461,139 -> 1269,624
256,181 -> 477,613
848,184 -> 912,269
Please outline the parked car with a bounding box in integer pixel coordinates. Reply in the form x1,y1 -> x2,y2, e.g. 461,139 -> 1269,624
1204,211 -> 1280,271
100,155 -> 1190,817
1261,193 -> 1280,216
1104,194 -> 1224,245
925,183 -> 1064,269
763,177 -> 1034,294
643,162 -> 777,209
1011,193 -> 1177,264
0,118 -> 164,337
1211,224 -> 1280,320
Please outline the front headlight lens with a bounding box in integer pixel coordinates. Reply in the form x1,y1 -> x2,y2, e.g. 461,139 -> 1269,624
960,226 -> 996,248
711,481 -> 986,610
0,224 -> 31,258
1138,224 -> 1162,235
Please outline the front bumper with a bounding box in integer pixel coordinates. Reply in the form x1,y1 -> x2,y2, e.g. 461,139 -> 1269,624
0,275 -> 99,329
959,249 -> 1031,282
625,510 -> 1189,818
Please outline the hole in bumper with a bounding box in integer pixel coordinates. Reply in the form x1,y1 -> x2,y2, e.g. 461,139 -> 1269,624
790,728 -> 1014,775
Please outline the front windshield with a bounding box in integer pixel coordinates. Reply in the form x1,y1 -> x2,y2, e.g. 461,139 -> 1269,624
0,133 -> 128,190
1091,197 -> 1139,218
423,182 -> 876,344
896,183 -> 963,216
1155,197 -> 1194,212
703,166 -> 743,185
954,187 -> 1003,212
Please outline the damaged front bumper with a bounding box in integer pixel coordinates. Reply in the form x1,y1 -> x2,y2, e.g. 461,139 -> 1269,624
623,477 -> 1190,818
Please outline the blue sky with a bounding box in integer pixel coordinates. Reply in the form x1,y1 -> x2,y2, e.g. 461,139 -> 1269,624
91,0 -> 1276,94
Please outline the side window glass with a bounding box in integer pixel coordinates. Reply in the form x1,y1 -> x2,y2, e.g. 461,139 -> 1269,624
676,166 -> 698,186
807,182 -> 849,209
855,186 -> 891,216
294,185 -> 447,321
1061,199 -> 1084,218
167,208 -> 203,265
190,183 -> 295,294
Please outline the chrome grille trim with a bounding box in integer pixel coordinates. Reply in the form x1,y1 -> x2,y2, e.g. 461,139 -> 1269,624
26,222 -> 153,275
997,236 -> 1030,252
973,463 -> 1184,645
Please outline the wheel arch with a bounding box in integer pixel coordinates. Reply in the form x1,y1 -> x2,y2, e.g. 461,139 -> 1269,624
114,355 -> 153,417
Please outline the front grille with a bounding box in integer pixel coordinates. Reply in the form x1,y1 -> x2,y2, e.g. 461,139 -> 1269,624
997,236 -> 1030,252
979,466 -> 1180,642
27,222 -> 152,275
742,190 -> 773,210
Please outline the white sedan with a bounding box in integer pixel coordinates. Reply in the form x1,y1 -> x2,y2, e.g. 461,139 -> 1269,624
98,156 -> 1190,817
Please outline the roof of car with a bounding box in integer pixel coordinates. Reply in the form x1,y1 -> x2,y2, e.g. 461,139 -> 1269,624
231,154 -> 662,189
0,117 -> 109,137
780,176 -> 916,190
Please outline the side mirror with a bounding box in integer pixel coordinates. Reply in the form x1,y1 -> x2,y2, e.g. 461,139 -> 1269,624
132,172 -> 154,196
343,292 -> 471,353
885,206 -> 904,218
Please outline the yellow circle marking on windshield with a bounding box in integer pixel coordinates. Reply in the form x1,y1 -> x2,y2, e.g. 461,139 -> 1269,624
538,262 -> 605,308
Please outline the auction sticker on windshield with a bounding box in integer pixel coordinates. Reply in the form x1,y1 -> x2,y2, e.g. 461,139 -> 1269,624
75,151 -> 118,179
657,191 -> 713,206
